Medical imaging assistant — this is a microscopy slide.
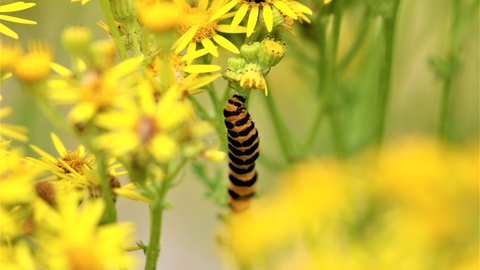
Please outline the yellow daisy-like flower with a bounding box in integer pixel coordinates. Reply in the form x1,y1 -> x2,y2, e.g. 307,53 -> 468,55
94,82 -> 187,164
0,106 -> 29,142
48,55 -> 144,124
34,191 -> 137,269
210,0 -> 312,37
0,1 -> 37,39
173,0 -> 247,56
0,41 -> 22,73
0,142 -> 41,205
13,41 -> 52,82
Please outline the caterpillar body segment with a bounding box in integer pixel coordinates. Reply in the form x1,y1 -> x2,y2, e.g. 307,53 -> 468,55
224,94 -> 260,212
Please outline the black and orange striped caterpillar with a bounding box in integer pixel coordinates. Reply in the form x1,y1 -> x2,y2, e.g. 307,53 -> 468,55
223,94 -> 260,212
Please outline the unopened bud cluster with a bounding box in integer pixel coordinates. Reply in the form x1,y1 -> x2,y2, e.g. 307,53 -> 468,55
223,36 -> 287,95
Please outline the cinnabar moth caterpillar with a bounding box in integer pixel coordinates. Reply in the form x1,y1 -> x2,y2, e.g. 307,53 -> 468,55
223,94 -> 259,212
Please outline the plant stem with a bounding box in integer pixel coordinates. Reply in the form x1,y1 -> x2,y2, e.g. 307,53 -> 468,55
262,92 -> 295,162
375,0 -> 400,146
144,159 -> 187,269
95,150 -> 118,224
98,0 -> 128,60
145,197 -> 162,270
438,74 -> 452,138
338,9 -> 370,72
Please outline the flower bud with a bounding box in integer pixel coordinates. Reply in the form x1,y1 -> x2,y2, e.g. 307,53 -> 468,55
240,42 -> 260,63
258,36 -> 287,67
62,25 -> 92,56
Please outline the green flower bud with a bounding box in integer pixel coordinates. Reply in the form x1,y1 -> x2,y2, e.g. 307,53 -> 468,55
240,42 -> 260,63
227,57 -> 246,71
258,36 -> 287,68
109,0 -> 136,25
62,25 -> 92,56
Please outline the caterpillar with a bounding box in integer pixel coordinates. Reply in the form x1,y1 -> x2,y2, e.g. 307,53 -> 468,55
223,94 -> 260,212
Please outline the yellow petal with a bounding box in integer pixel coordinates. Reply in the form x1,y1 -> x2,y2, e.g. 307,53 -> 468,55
263,5 -> 273,32
201,38 -> 219,57
68,102 -> 97,123
0,2 -> 36,12
150,134 -> 178,163
174,24 -> 199,54
216,24 -> 247,34
210,0 -> 238,22
49,62 -> 73,77
182,48 -> 210,62
212,34 -> 239,54
183,64 -> 221,73
289,2 -> 313,15
247,5 -> 259,37
182,73 -> 222,90
0,15 -> 36,25
0,22 -> 18,39
1,72 -> 12,80
51,133 -> 67,156
198,0 -> 208,10
185,42 -> 197,65
113,188 -> 152,204
231,3 -> 249,28
29,144 -> 56,162
106,55 -> 144,81
273,1 -> 297,19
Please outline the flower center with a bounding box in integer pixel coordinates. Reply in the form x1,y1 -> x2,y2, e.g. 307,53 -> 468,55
56,150 -> 94,174
178,6 -> 218,43
136,115 -> 159,143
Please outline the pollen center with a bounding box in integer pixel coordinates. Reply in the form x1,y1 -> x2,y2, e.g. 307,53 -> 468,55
136,115 -> 159,143
178,6 -> 218,43
56,150 -> 94,174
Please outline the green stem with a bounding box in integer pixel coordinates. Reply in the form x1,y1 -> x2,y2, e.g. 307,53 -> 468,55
438,74 -> 452,138
326,0 -> 345,158
94,150 -> 118,224
338,9 -> 370,72
145,198 -> 162,270
98,0 -> 128,60
262,92 -> 295,162
144,159 -> 187,269
375,0 -> 400,145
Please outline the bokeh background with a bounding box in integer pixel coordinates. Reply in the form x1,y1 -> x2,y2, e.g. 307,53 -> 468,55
1,0 -> 478,269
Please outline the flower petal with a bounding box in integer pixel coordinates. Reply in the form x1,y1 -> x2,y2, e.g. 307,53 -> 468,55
0,2 -> 36,12
185,42 -> 197,65
51,133 -> 67,156
247,5 -> 259,37
289,2 -> 313,15
231,3 -> 249,29
201,38 -> 219,57
212,34 -> 239,54
198,0 -> 208,10
0,15 -> 36,25
174,24 -> 199,53
216,24 -> 247,33
273,1 -> 297,19
262,4 -> 273,32
49,62 -> 73,77
0,22 -> 18,39
183,64 -> 221,73
182,48 -> 210,62
210,0 -> 238,22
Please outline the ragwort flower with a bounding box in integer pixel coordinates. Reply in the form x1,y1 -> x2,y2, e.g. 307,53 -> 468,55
209,0 -> 312,37
94,82 -> 188,164
0,1 -> 37,39
173,0 -> 247,56
34,191 -> 137,269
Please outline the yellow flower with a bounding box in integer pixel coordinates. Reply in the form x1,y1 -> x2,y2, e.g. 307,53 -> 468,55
0,142 -> 41,205
71,0 -> 91,5
48,55 -> 144,124
94,82 -> 187,164
0,1 -> 37,39
0,41 -> 22,72
136,1 -> 182,32
0,106 -> 29,142
227,136 -> 479,269
173,0 -> 247,56
209,0 -> 312,37
13,41 -> 52,82
34,191 -> 137,269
